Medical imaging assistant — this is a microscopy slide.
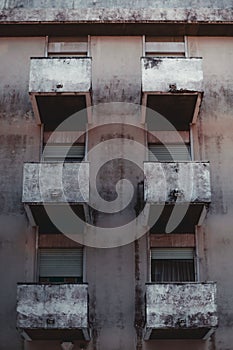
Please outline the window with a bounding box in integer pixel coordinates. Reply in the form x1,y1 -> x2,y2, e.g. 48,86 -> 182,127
145,36 -> 186,57
148,143 -> 191,162
47,36 -> 89,57
151,248 -> 195,282
42,144 -> 85,162
38,248 -> 83,283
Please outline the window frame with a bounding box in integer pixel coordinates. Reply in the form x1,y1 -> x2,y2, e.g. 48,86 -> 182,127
142,35 -> 188,57
150,247 -> 197,283
37,247 -> 84,284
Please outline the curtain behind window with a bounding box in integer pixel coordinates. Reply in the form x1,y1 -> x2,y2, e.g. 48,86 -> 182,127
151,259 -> 195,282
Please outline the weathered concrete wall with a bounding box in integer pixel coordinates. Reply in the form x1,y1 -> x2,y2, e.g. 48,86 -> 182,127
22,162 -> 89,203
187,36 -> 233,350
0,7 -> 232,24
91,36 -> 142,105
17,284 -> 89,329
29,58 -> 91,93
1,32 -> 233,350
145,283 -> 217,330
144,162 -> 211,204
0,0 -> 232,9
0,37 -> 45,350
142,58 -> 203,93
85,36 -> 144,350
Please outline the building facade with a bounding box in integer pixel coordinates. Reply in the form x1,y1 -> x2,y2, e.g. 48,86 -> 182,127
0,1 -> 233,350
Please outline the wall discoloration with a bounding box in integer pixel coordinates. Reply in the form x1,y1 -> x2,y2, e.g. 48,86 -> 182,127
1,0 -> 232,10
17,283 -> 89,329
0,132 -> 39,213
134,239 -> 144,350
0,23 -> 233,350
143,58 -> 162,70
0,5 -> 233,24
187,36 -> 233,350
84,36 -> 142,350
91,36 -> 142,105
145,283 -> 217,331
29,58 -> 91,93
0,37 -> 44,350
144,162 -> 211,204
0,38 -> 45,118
22,162 -> 89,203
142,57 -> 203,93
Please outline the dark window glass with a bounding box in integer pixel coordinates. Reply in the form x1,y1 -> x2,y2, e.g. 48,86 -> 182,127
151,259 -> 195,282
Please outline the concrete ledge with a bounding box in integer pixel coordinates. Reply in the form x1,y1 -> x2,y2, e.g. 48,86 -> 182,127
0,8 -> 233,23
0,0 -> 232,10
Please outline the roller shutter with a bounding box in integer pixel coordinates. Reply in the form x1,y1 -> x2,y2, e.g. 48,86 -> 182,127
151,248 -> 194,260
148,144 -> 191,161
43,145 -> 85,161
39,248 -> 83,277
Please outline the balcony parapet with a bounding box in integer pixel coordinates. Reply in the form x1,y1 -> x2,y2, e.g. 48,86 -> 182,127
16,283 -> 90,341
144,282 -> 218,340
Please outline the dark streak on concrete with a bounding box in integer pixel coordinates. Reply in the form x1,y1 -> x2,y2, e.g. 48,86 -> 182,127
144,57 -> 162,70
134,239 -> 144,350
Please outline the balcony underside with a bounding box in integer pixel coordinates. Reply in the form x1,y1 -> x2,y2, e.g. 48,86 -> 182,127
146,327 -> 215,340
25,204 -> 87,234
148,203 -> 206,234
144,92 -> 201,131
33,94 -> 89,131
20,328 -> 88,341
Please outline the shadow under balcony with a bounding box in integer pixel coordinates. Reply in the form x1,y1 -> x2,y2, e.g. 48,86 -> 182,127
144,162 -> 211,233
22,162 -> 89,233
16,283 -> 90,341
29,57 -> 92,131
144,282 -> 217,340
141,57 -> 203,131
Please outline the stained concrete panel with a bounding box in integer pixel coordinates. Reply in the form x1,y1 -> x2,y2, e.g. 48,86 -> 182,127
0,37 -> 45,350
22,162 -> 89,203
0,0 -> 232,9
145,283 -> 217,338
144,162 -> 211,204
29,58 -> 91,93
17,283 -> 89,340
142,58 -> 203,93
187,36 -> 233,350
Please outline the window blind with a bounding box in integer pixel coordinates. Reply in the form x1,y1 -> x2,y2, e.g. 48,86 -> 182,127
148,144 -> 191,162
43,145 -> 85,161
151,248 -> 195,282
39,248 -> 83,278
151,248 -> 194,260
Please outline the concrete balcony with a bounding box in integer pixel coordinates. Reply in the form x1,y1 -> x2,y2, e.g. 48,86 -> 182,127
29,57 -> 92,131
141,57 -> 203,130
22,162 -> 89,233
144,162 -> 211,233
16,283 -> 90,341
144,282 -> 218,340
